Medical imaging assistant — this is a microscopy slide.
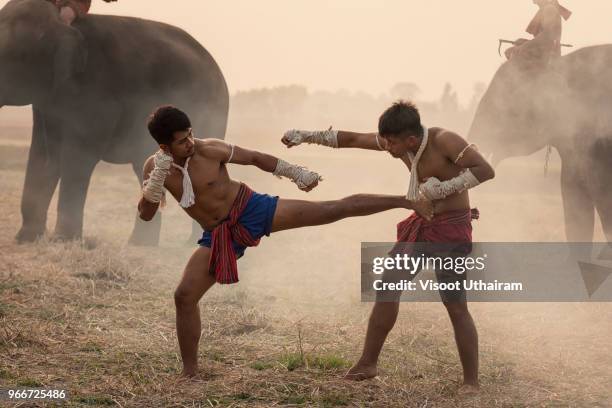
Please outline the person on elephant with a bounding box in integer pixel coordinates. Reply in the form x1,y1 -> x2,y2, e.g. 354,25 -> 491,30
46,0 -> 117,26
282,101 -> 496,394
138,105 -> 434,377
505,0 -> 571,69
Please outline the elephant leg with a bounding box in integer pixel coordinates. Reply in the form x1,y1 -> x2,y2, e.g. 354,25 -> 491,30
598,212 -> 612,243
595,200 -> 612,260
591,138 -> 612,245
128,159 -> 162,246
53,145 -> 98,240
560,161 -> 595,260
17,108 -> 60,243
593,179 -> 612,243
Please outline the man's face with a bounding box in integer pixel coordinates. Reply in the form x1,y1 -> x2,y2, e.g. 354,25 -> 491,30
380,133 -> 421,158
163,128 -> 195,159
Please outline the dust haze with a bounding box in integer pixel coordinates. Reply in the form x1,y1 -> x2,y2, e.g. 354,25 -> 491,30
1,1 -> 611,406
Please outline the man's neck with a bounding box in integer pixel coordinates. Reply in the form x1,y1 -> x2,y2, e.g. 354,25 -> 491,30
409,135 -> 428,155
173,156 -> 188,168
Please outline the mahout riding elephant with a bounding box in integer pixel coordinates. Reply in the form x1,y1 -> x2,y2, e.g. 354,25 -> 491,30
468,45 -> 612,244
0,0 -> 229,245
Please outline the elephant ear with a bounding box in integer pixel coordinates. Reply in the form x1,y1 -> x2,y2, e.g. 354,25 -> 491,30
52,24 -> 88,92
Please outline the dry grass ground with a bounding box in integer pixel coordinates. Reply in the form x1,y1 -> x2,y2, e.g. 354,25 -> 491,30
1,126 -> 611,407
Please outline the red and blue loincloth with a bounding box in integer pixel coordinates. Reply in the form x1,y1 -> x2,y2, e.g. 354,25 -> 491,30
198,183 -> 278,284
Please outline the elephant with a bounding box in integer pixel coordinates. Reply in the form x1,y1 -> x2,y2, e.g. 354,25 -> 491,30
0,0 -> 229,245
468,45 -> 612,244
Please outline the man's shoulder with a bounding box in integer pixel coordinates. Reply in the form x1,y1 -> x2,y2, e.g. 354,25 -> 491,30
196,137 -> 225,149
430,127 -> 463,144
195,138 -> 228,161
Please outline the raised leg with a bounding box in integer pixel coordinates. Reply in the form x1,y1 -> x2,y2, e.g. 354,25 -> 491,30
174,246 -> 215,377
17,108 -> 60,243
53,144 -> 98,240
271,194 -> 410,233
344,301 -> 399,380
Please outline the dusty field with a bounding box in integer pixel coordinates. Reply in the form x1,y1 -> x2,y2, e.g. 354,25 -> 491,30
1,125 -> 611,407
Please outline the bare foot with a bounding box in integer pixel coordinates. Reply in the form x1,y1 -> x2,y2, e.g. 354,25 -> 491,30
343,363 -> 378,381
180,367 -> 199,378
457,384 -> 480,396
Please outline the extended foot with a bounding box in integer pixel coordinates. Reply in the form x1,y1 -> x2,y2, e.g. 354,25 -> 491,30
457,383 -> 480,396
343,363 -> 378,381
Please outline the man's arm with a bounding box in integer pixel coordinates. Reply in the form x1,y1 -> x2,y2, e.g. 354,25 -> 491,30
281,129 -> 386,151
437,131 -> 495,182
419,131 -> 495,200
138,157 -> 160,221
201,139 -> 322,192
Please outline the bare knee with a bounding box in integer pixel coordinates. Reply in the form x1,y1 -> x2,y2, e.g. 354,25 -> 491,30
174,286 -> 200,310
316,200 -> 344,223
321,195 -> 366,222
444,301 -> 470,320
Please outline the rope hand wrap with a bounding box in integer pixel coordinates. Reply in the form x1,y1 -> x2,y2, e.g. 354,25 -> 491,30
419,169 -> 481,200
142,151 -> 173,203
273,159 -> 323,190
283,128 -> 338,148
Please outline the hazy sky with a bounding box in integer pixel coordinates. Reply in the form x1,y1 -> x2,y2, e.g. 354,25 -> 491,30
4,1 -> 612,101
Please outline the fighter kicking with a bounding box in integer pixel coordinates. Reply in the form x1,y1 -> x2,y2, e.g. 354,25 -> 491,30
138,105 -> 433,377
282,101 -> 495,394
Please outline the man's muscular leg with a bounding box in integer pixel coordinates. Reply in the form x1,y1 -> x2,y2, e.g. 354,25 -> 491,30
271,194 -> 412,232
344,301 -> 400,380
174,247 -> 216,377
270,194 -> 416,380
444,301 -> 479,391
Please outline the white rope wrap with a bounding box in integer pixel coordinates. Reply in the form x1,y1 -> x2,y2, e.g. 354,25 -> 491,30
406,127 -> 429,201
142,151 -> 173,203
283,128 -> 338,148
273,159 -> 323,189
172,156 -> 196,208
419,169 -> 481,200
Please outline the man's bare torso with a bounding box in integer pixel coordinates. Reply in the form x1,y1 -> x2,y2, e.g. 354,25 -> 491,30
162,140 -> 240,230
401,127 -> 471,214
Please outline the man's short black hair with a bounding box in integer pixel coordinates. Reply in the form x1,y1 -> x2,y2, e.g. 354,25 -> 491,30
378,100 -> 423,138
147,106 -> 192,146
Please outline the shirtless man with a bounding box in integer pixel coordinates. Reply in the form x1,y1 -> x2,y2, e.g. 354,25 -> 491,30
282,101 -> 495,393
138,105 -> 433,377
